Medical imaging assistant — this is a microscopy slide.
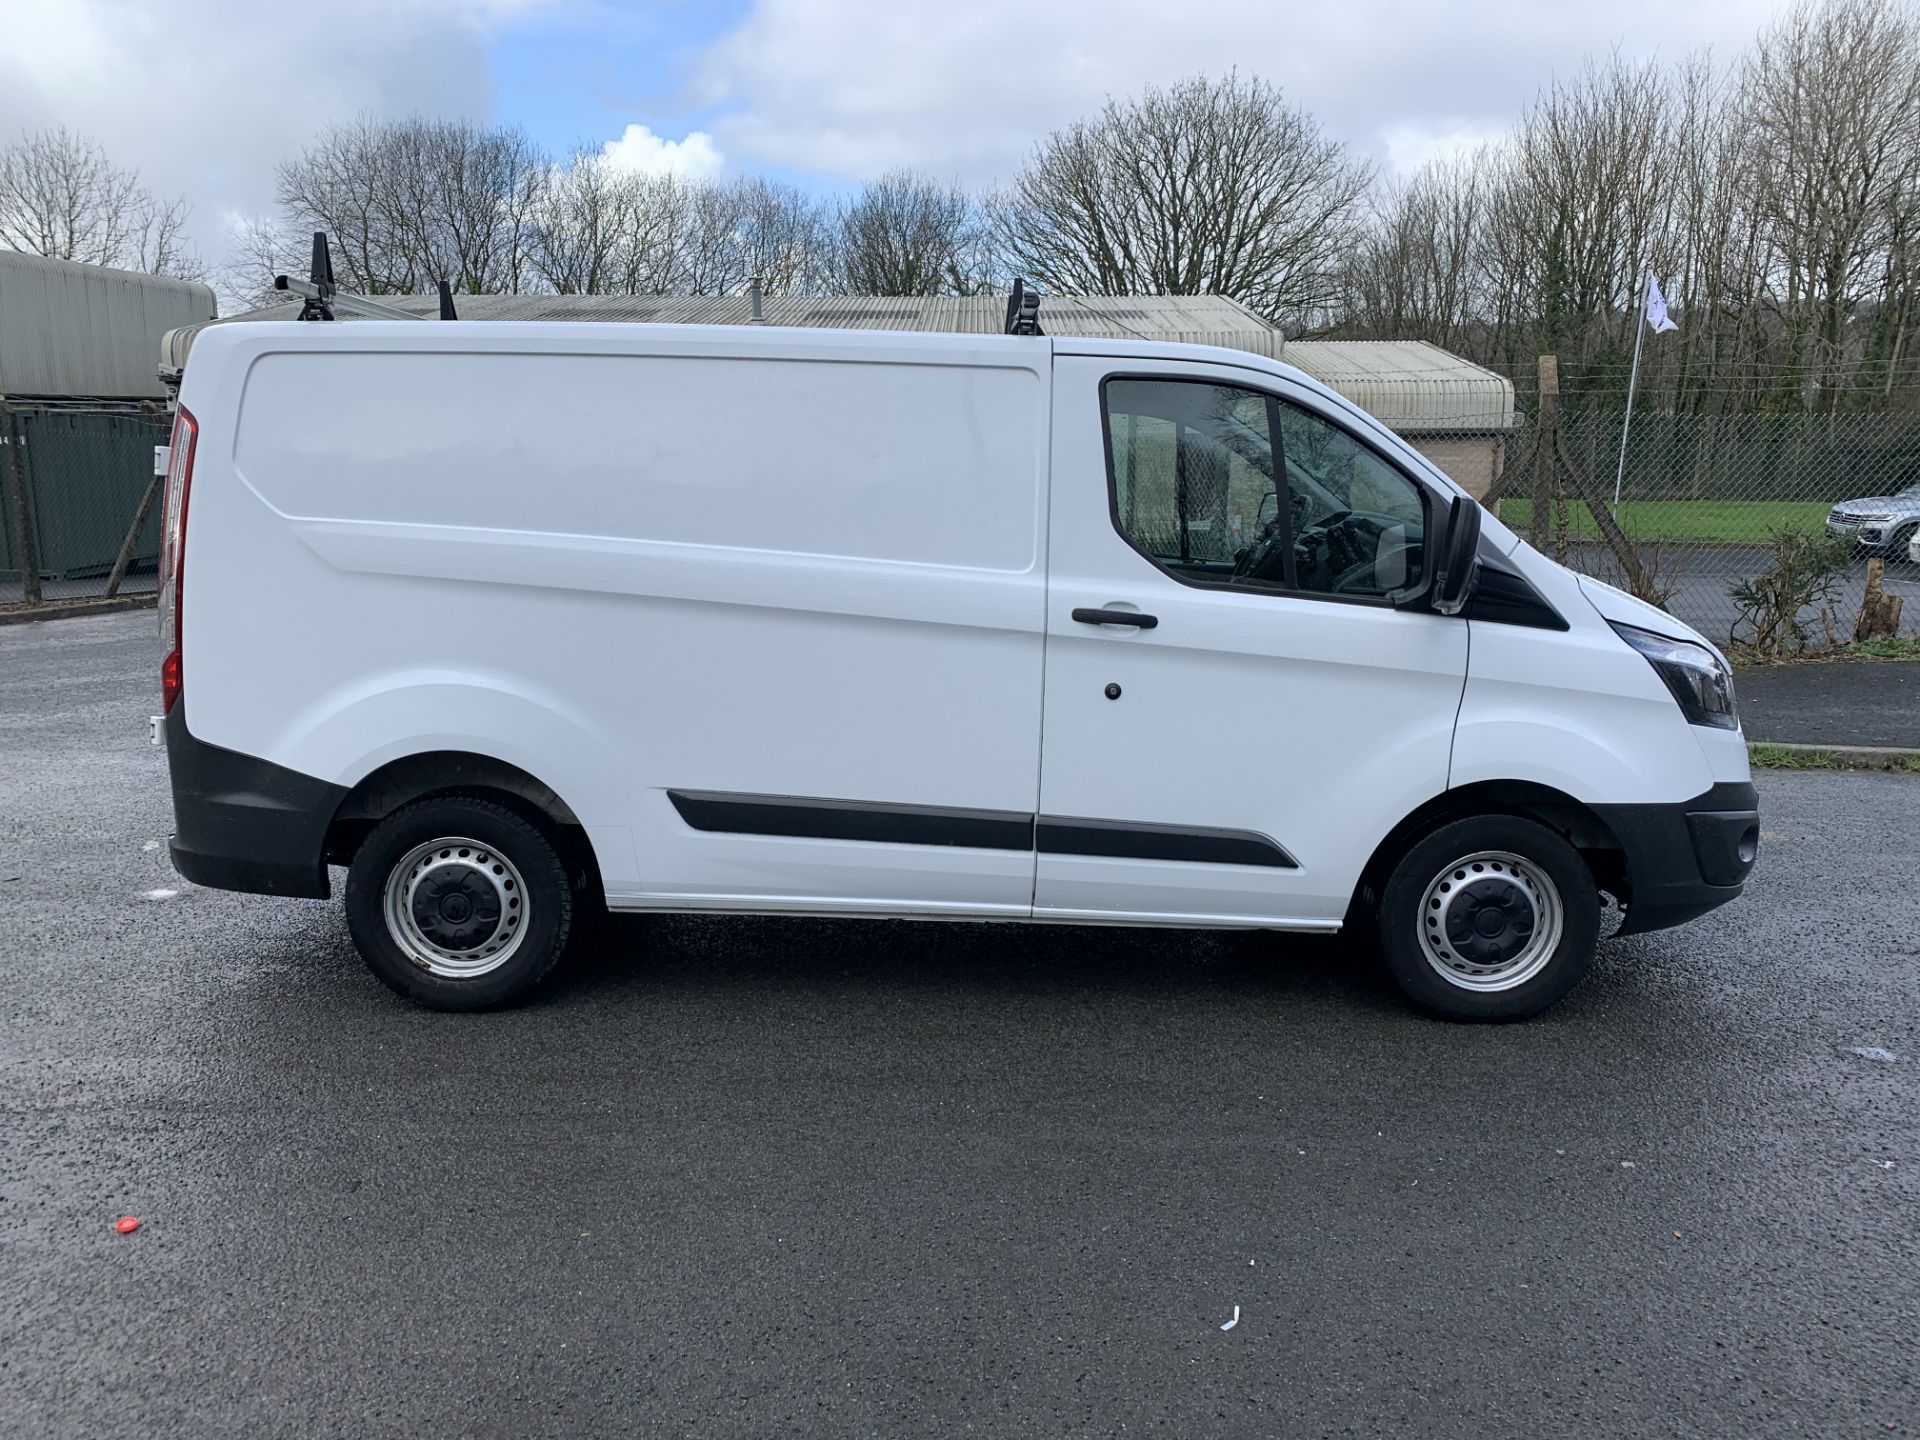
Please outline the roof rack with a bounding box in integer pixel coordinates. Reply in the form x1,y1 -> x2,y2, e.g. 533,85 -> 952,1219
1004,279 -> 1044,336
273,232 -> 456,322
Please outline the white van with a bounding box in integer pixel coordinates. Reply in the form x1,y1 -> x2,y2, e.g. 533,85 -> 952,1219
156,319 -> 1756,1019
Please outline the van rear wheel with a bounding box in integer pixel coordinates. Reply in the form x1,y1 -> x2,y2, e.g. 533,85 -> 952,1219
345,795 -> 573,1011
1377,815 -> 1600,1021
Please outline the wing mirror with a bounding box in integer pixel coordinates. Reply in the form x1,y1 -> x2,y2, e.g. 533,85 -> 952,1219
1429,494 -> 1482,615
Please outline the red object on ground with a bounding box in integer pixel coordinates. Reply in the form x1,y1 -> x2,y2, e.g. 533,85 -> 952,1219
114,1216 -> 140,1234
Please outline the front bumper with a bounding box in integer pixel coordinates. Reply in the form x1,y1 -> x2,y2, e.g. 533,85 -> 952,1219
1594,780 -> 1759,936
165,705 -> 346,899
1828,518 -> 1905,551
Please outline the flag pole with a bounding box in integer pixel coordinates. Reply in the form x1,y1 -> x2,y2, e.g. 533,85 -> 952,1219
1612,269 -> 1651,514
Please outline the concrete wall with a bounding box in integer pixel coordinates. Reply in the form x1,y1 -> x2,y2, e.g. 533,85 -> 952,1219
1407,434 -> 1503,501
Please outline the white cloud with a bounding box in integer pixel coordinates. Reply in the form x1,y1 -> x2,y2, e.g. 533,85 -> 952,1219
0,0 -> 555,275
1381,121 -> 1510,177
598,124 -> 726,179
690,0 -> 1781,184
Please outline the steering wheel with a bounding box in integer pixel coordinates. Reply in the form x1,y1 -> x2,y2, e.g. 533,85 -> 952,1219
1327,527 -> 1417,596
1231,515 -> 1289,584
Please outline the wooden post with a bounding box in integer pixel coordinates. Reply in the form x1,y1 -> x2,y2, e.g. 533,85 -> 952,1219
104,471 -> 163,598
3,401 -> 40,607
1533,356 -> 1558,549
1554,430 -> 1649,594
1854,557 -> 1905,642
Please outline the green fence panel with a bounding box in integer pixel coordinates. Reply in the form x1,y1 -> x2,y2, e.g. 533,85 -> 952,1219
18,410 -> 168,580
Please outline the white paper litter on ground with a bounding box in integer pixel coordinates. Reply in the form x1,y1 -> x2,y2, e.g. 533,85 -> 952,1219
1219,1306 -> 1240,1332
1852,1046 -> 1898,1063
142,889 -> 177,901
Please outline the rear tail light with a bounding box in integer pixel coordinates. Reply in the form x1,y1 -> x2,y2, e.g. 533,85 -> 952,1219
158,407 -> 197,714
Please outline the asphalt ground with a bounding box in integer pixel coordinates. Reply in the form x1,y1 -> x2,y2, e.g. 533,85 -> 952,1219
3,612 -> 1917,1438
1734,660 -> 1920,749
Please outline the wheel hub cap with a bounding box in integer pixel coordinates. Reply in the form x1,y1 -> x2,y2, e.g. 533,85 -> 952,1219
1417,851 -> 1564,992
383,838 -> 528,979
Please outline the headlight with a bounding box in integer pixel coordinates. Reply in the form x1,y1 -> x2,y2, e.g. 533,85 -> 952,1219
1611,622 -> 1739,730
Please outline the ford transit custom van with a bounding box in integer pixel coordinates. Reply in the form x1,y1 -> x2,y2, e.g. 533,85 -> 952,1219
156,320 -> 1756,1018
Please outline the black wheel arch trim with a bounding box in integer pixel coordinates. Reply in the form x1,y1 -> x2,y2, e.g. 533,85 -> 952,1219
1348,778 -> 1755,939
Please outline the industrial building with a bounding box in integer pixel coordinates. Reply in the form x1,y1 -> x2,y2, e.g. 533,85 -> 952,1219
2,253 -> 216,594
2,251 -> 216,400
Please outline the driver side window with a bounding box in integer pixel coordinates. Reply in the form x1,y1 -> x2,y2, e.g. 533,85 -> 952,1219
1103,377 -> 1427,601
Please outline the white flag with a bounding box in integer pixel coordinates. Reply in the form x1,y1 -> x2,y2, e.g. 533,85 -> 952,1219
1645,276 -> 1679,333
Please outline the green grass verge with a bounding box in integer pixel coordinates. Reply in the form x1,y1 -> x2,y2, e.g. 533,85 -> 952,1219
1730,635 -> 1920,668
1749,742 -> 1920,772
1850,635 -> 1920,661
1495,499 -> 1830,544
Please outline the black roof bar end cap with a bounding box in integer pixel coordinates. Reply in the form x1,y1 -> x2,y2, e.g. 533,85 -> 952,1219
1005,278 -> 1044,336
438,279 -> 459,321
310,231 -> 335,290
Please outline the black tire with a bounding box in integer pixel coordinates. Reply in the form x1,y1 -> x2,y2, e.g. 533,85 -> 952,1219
1884,525 -> 1916,566
1375,814 -> 1601,1021
345,794 -> 573,1011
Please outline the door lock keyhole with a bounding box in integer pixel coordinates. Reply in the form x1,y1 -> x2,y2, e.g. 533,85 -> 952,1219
1104,683 -> 1122,701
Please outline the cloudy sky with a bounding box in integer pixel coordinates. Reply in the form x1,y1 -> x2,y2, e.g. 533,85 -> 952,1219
0,0 -> 1782,270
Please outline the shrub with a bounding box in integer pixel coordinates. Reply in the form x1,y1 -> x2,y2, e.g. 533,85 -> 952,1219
1727,529 -> 1854,661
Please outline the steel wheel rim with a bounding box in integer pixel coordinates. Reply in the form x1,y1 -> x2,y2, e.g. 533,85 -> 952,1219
1416,849 -> 1563,992
382,836 -> 529,979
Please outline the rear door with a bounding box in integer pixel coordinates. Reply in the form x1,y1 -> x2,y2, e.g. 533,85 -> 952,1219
1034,354 -> 1468,927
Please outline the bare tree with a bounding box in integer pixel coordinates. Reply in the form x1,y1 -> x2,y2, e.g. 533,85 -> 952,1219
835,170 -> 993,295
0,126 -> 201,278
273,116 -> 416,293
1342,150 -> 1491,353
999,73 -> 1372,330
276,116 -> 548,295
220,214 -> 306,310
679,176 -> 832,295
1737,0 -> 1920,407
527,154 -> 693,296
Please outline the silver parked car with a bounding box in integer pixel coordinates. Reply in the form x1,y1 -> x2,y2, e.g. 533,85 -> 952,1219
1827,483 -> 1920,561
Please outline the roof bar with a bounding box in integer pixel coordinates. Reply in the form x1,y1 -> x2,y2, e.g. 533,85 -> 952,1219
273,231 -> 427,323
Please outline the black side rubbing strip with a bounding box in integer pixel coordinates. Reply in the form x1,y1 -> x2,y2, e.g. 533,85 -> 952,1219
1037,816 -> 1298,869
668,790 -> 1034,850
668,791 -> 1299,868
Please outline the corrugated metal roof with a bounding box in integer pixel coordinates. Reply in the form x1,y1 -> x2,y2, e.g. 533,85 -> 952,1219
2,251 -> 217,399
1284,340 -> 1515,433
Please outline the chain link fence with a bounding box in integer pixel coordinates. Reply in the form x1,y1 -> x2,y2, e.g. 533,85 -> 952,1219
1,401 -> 173,608
1477,400 -> 1920,654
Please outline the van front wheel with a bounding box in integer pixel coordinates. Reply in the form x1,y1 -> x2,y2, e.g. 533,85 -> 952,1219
345,795 -> 573,1010
1377,815 -> 1600,1021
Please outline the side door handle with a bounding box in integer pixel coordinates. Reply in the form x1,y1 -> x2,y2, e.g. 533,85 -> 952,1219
1071,607 -> 1159,630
